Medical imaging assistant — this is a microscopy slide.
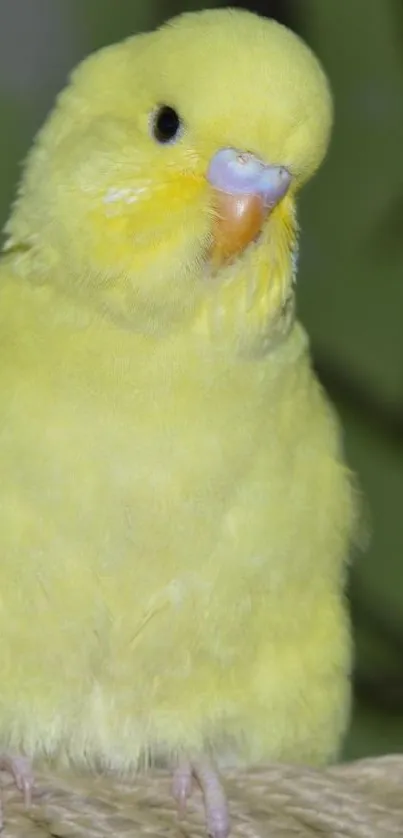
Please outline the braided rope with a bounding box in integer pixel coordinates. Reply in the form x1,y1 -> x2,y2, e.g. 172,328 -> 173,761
1,756 -> 402,837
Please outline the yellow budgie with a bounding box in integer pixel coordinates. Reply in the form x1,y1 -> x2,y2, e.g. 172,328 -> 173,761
0,8 -> 357,836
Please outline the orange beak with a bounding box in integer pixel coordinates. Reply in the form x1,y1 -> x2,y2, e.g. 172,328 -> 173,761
206,148 -> 291,267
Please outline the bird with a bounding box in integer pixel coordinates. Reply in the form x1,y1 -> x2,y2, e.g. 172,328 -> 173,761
0,8 -> 357,837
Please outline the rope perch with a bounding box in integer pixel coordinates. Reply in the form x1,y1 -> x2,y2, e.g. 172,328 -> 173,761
1,755 -> 403,836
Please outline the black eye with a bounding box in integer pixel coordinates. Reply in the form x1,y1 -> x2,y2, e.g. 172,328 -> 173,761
151,105 -> 182,144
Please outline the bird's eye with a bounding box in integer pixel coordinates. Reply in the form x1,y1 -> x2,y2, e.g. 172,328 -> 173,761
151,105 -> 182,144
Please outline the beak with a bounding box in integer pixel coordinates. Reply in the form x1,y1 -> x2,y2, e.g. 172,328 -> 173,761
206,148 -> 292,267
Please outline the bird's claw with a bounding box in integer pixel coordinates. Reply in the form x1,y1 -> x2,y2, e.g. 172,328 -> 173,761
172,760 -> 193,816
173,757 -> 230,838
8,757 -> 34,808
0,753 -> 34,810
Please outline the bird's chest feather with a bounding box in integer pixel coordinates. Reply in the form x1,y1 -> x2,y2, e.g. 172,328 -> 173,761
4,323 -> 280,568
43,351 -> 271,566
4,318 -> 336,588
0,311 -> 350,696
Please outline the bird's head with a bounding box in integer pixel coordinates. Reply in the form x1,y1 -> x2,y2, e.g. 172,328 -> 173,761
5,8 -> 332,350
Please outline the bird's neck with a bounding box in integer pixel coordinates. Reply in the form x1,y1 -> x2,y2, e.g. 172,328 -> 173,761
191,198 -> 299,358
3,195 -> 299,360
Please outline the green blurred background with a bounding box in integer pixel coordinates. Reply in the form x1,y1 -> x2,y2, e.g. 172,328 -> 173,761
1,0 -> 402,760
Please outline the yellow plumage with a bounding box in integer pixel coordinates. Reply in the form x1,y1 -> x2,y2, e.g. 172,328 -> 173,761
0,6 -> 356,826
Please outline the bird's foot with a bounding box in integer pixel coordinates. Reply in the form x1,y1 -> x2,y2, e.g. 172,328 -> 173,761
172,759 -> 193,816
172,756 -> 230,838
0,753 -> 33,829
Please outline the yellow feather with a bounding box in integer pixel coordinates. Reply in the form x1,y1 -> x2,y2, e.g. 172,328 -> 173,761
0,7 -> 356,788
